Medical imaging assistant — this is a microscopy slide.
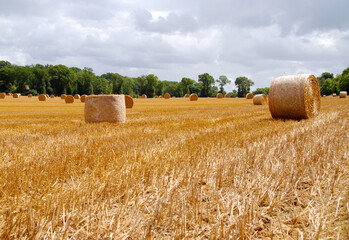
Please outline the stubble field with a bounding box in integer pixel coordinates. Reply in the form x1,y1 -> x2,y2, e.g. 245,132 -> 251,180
0,96 -> 348,239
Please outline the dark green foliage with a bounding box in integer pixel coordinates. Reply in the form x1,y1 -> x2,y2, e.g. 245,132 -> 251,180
252,87 -> 269,95
198,73 -> 215,97
235,76 -> 254,97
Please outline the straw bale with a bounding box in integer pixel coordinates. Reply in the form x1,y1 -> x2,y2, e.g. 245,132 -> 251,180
0,93 -> 5,99
38,94 -> 47,101
85,95 -> 126,123
154,95 -> 159,98
65,95 -> 75,103
125,95 -> 134,108
61,94 -> 66,99
225,93 -> 231,98
189,93 -> 198,101
6,93 -> 11,96
246,93 -> 253,99
159,95 -> 162,98
184,94 -> 189,98
13,93 -> 20,98
339,91 -> 347,98
333,93 -> 337,97
141,94 -> 147,98
217,93 -> 223,98
253,94 -> 267,105
172,96 -> 176,98
80,94 -> 87,102
164,93 -> 171,99
50,94 -> 55,98
28,94 -> 32,98
74,94 -> 80,99
268,74 -> 320,119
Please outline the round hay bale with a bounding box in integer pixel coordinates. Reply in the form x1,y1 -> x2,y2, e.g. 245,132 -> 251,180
28,94 -> 32,98
332,93 -> 337,97
253,94 -> 267,105
189,93 -> 198,101
184,93 -> 189,98
125,95 -> 134,108
80,94 -> 87,102
164,93 -> 171,99
13,93 -> 20,98
0,93 -> 6,99
129,94 -> 133,98
38,94 -> 47,101
74,94 -> 80,99
159,95 -> 162,98
246,93 -> 253,99
61,94 -> 66,99
65,95 -> 74,103
85,95 -> 126,123
339,91 -> 347,98
154,95 -> 159,98
6,93 -> 12,96
50,94 -> 55,98
172,96 -> 176,98
217,93 -> 223,98
45,94 -> 49,99
225,93 -> 231,98
141,94 -> 147,99
268,74 -> 320,119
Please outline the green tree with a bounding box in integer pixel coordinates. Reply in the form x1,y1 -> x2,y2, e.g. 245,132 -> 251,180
317,72 -> 334,91
180,77 -> 194,95
144,74 -> 158,98
216,75 -> 231,94
252,87 -> 270,95
198,73 -> 214,97
0,67 -> 16,92
235,76 -> 254,97
48,64 -> 75,95
155,81 -> 164,96
92,76 -> 109,94
339,67 -> 349,92
15,66 -> 34,93
32,66 -> 49,94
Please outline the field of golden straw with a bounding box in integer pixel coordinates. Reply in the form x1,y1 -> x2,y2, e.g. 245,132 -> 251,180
0,96 -> 348,239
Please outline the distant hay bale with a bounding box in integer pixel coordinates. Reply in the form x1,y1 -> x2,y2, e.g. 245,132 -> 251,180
225,93 -> 231,98
13,93 -> 20,98
125,95 -> 134,108
268,74 -> 320,119
141,94 -> 147,99
74,94 -> 80,99
164,93 -> 171,99
154,95 -> 159,98
253,94 -> 267,105
80,94 -> 87,102
0,93 -> 5,99
189,93 -> 198,101
38,94 -> 47,101
217,93 -> 223,98
339,91 -> 347,98
50,94 -> 55,98
28,94 -> 32,98
184,94 -> 189,98
65,95 -> 74,103
6,93 -> 11,96
246,93 -> 253,99
332,93 -> 337,97
61,94 -> 66,99
172,96 -> 176,98
85,95 -> 126,123
159,95 -> 162,98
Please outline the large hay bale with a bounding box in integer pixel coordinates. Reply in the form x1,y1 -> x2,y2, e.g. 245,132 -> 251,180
85,95 -> 126,123
189,93 -> 198,101
246,93 -> 253,99
38,94 -> 47,101
333,93 -> 337,97
61,94 -> 66,99
141,94 -> 147,99
74,94 -> 80,99
0,93 -> 5,99
80,94 -> 87,102
65,95 -> 75,103
225,93 -> 231,98
164,93 -> 171,99
28,94 -> 32,98
217,93 -> 223,98
13,93 -> 20,98
125,95 -> 134,108
184,94 -> 189,98
50,94 -> 55,98
268,74 -> 320,119
339,91 -> 347,98
253,94 -> 267,105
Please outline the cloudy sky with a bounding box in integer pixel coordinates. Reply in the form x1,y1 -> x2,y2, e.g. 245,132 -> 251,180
0,0 -> 348,91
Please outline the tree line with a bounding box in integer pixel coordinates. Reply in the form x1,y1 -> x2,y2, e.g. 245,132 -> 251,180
0,60 -> 348,97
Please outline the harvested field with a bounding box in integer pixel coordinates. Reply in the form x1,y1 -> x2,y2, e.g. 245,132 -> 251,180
0,97 -> 348,239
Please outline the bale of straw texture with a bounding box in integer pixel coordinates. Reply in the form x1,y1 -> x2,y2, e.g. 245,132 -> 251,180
80,94 -> 87,102
125,95 -> 134,108
50,94 -> 55,98
61,94 -> 66,99
164,93 -> 171,99
45,94 -> 49,99
27,94 -> 32,98
184,93 -> 189,98
85,95 -> 126,123
65,95 -> 75,103
38,94 -> 47,101
189,93 -> 198,101
225,93 -> 231,98
268,74 -> 320,119
13,93 -> 20,98
246,93 -> 253,99
74,94 -> 80,99
333,93 -> 337,97
0,93 -> 5,99
141,94 -> 147,98
339,91 -> 347,98
217,93 -> 223,98
253,94 -> 267,105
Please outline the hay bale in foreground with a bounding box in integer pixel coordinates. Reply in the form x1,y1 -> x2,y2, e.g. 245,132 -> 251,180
189,93 -> 198,101
217,93 -> 223,98
74,94 -> 80,99
38,94 -> 47,101
333,93 -> 337,97
164,93 -> 171,99
246,93 -> 253,99
61,94 -> 66,99
339,91 -> 347,98
13,93 -> 20,98
268,74 -> 320,119
225,93 -> 231,98
0,93 -> 5,99
253,94 -> 267,105
184,94 -> 189,98
141,94 -> 147,99
80,95 -> 87,102
28,94 -> 32,98
85,95 -> 126,123
125,95 -> 134,108
65,95 -> 74,103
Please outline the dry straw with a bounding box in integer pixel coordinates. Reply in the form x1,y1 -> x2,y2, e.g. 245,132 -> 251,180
253,94 -> 267,105
85,95 -> 126,123
80,95 -> 87,102
225,93 -> 231,98
61,94 -> 66,99
189,93 -> 198,101
164,93 -> 171,99
333,93 -> 337,97
38,94 -> 47,101
246,93 -> 253,99
65,95 -> 75,103
339,91 -> 347,98
217,93 -> 223,98
13,93 -> 20,98
184,93 -> 189,98
28,94 -> 32,98
0,93 -> 6,99
141,94 -> 147,99
125,95 -> 134,108
74,94 -> 80,99
268,74 -> 320,119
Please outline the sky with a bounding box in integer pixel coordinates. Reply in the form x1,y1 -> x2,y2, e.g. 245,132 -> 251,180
0,0 -> 348,91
